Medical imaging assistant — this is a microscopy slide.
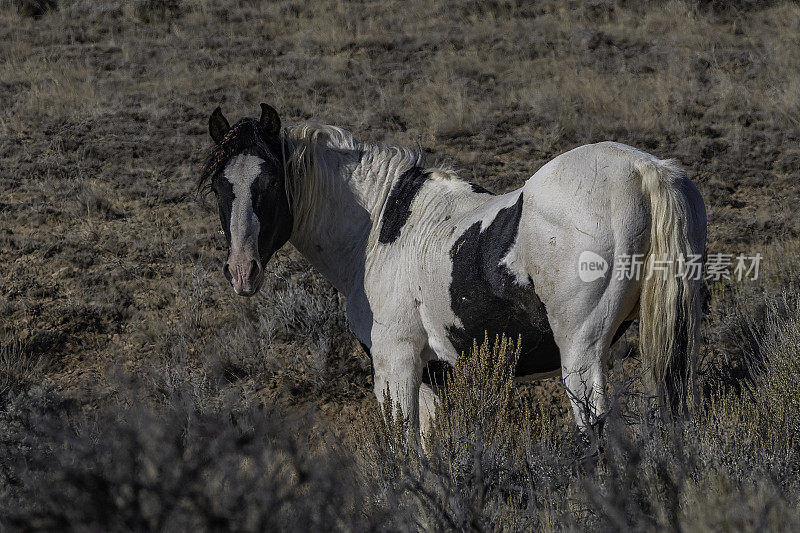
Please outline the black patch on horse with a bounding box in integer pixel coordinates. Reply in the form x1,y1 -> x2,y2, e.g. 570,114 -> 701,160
423,360 -> 452,388
358,340 -> 371,358
378,166 -> 430,244
446,193 -> 561,377
470,182 -> 494,195
611,320 -> 632,346
358,340 -> 375,377
250,158 -> 294,264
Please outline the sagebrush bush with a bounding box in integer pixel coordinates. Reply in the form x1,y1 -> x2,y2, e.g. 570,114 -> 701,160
359,250 -> 800,531
706,292 -> 800,455
360,335 -> 550,531
428,334 -> 520,451
0,382 -> 402,532
162,260 -> 353,394
213,271 -> 351,389
757,307 -> 800,451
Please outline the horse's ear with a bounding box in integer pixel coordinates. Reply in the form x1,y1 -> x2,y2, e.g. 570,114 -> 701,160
260,103 -> 281,137
209,107 -> 230,144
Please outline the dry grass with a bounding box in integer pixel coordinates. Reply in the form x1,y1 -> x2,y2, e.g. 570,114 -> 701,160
1,0 -> 800,529
360,264 -> 800,530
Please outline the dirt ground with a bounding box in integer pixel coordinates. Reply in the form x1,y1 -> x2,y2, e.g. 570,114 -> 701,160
1,0 -> 799,439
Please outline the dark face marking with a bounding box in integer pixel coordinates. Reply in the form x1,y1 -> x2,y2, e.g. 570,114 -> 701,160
470,182 -> 494,195
201,118 -> 293,271
249,156 -> 293,265
214,178 -> 234,245
446,193 -> 561,376
378,166 -> 430,244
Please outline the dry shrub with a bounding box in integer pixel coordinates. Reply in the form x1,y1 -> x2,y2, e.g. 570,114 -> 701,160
360,335 -> 542,531
0,381 -> 401,532
198,263 -> 352,393
8,0 -> 57,18
359,386 -> 415,483
130,0 -> 183,23
701,241 -> 800,391
755,304 -> 800,451
427,333 -> 522,455
705,284 -> 800,455
358,265 -> 800,531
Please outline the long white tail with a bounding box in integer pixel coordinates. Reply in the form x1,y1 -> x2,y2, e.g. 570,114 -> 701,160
636,158 -> 705,412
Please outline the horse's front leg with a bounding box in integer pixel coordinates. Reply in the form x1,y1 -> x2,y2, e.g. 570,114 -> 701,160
418,382 -> 438,438
371,327 -> 424,432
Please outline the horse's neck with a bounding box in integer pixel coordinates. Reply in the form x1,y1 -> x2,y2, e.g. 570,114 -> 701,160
286,136 -> 396,295
288,199 -> 373,295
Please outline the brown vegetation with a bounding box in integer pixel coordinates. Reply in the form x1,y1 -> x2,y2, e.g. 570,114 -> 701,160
1,0 -> 799,529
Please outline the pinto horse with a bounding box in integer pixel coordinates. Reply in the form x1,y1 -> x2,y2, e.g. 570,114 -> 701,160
199,104 -> 706,434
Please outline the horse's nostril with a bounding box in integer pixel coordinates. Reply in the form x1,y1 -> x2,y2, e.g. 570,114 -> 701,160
249,259 -> 260,278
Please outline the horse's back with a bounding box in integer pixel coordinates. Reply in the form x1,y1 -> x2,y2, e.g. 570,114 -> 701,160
520,141 -> 655,244
525,141 -> 654,205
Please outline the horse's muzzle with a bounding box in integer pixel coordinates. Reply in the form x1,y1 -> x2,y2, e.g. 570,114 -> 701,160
224,257 -> 263,296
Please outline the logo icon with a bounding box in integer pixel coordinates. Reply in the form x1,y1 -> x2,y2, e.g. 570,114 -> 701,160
578,251 -> 608,282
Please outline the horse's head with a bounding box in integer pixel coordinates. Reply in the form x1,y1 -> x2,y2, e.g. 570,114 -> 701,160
200,104 -> 292,296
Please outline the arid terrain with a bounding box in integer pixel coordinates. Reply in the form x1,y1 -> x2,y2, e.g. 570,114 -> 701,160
1,0 -> 799,530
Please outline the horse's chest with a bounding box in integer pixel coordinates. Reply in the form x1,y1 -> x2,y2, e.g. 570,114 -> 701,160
444,194 -> 561,376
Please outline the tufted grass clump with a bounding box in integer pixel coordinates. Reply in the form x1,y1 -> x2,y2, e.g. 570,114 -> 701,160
706,292 -> 800,456
0,331 -> 53,402
131,0 -> 182,23
756,304 -> 800,452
